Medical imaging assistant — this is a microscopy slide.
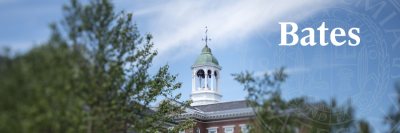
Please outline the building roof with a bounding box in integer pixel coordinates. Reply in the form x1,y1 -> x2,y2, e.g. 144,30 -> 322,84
175,100 -> 255,121
192,45 -> 220,67
192,100 -> 248,112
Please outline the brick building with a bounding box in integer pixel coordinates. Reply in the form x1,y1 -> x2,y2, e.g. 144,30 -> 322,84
175,100 -> 254,133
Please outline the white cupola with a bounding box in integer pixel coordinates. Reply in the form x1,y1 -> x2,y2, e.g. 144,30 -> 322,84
190,28 -> 222,106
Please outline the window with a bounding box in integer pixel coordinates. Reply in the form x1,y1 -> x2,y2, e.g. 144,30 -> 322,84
223,125 -> 235,133
239,124 -> 249,133
207,127 -> 218,133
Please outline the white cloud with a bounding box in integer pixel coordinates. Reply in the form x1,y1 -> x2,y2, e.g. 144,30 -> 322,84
118,0 -> 338,60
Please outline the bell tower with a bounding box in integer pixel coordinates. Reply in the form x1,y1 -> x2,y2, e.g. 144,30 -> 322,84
191,27 -> 222,106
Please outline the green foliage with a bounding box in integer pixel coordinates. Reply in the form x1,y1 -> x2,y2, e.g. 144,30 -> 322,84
0,0 -> 193,132
0,40 -> 88,133
386,81 -> 400,133
358,120 -> 372,133
233,67 -> 364,133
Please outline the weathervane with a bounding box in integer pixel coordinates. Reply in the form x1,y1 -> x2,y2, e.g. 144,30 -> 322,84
202,26 -> 211,46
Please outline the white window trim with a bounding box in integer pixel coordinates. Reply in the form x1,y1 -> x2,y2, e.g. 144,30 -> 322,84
207,127 -> 218,133
223,125 -> 235,133
239,124 -> 249,133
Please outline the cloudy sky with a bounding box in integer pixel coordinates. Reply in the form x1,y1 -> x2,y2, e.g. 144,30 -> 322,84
1,0 -> 400,132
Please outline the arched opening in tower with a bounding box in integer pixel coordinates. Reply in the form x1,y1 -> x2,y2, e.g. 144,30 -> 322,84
196,69 -> 205,89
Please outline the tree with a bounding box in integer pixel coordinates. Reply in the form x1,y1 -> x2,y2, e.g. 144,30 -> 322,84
358,120 -> 372,133
385,81 -> 400,133
0,36 -> 88,133
233,67 -> 359,133
0,0 -> 193,132
233,68 -> 299,132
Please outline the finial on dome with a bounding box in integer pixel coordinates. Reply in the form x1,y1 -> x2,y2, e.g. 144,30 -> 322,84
202,26 -> 211,46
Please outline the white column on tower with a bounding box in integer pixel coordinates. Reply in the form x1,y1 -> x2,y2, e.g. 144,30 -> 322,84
192,71 -> 195,91
205,70 -> 208,90
216,76 -> 219,92
211,70 -> 214,91
214,75 -> 216,91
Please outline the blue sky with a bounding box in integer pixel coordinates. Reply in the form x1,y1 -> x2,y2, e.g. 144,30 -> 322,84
1,0 -> 400,132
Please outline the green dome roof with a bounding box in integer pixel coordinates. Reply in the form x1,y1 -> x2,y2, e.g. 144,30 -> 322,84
193,45 -> 220,67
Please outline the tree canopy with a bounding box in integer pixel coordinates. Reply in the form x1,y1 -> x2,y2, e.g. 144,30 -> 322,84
0,0 -> 193,132
233,68 -> 371,133
385,81 -> 400,133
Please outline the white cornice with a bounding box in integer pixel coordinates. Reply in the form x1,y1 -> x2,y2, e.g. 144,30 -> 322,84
175,107 -> 255,120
